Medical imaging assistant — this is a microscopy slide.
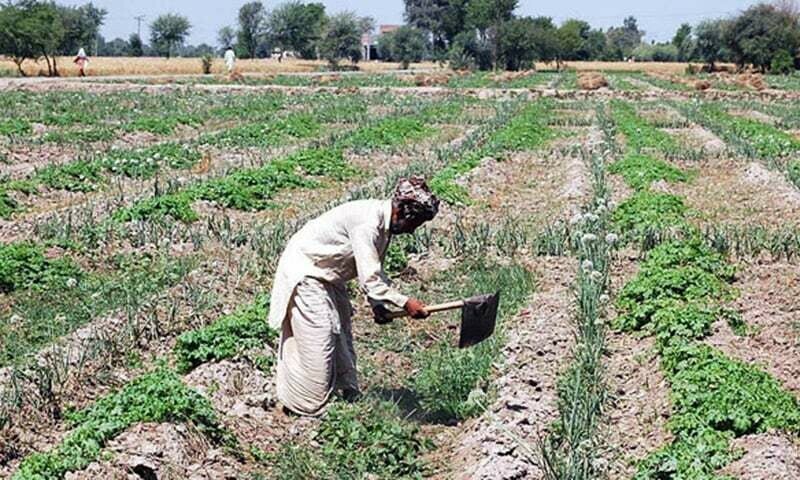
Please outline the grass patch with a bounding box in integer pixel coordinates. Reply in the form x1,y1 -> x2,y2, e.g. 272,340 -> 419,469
608,153 -> 690,190
175,295 -> 277,372
13,367 -> 233,480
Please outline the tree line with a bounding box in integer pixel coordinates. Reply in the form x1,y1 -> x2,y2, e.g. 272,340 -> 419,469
1,0 -> 799,75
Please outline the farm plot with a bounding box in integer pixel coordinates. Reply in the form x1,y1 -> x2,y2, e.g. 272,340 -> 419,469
1,74 -> 799,480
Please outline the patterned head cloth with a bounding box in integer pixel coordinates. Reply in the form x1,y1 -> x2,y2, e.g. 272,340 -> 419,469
392,176 -> 440,221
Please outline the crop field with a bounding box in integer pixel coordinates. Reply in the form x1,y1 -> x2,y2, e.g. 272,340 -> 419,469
1,70 -> 800,480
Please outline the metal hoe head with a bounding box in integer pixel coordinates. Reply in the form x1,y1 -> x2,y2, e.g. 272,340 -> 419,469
459,292 -> 500,348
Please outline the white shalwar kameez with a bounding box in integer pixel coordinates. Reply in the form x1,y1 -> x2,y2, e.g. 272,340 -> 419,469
269,199 -> 408,415
224,49 -> 236,73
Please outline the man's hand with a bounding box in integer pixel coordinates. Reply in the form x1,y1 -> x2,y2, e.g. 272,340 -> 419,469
404,298 -> 429,319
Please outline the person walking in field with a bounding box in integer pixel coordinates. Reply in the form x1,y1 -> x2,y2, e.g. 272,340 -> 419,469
74,48 -> 89,77
224,46 -> 236,73
269,177 -> 439,416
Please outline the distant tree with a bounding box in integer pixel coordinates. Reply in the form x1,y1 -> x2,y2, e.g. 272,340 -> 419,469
672,23 -> 694,61
404,0 -> 446,52
695,19 -> 728,70
606,16 -> 644,60
237,1 -> 266,58
150,13 -> 191,58
318,11 -> 370,68
496,16 -> 540,70
218,25 -> 236,51
128,33 -> 144,57
57,3 -> 107,55
724,3 -> 800,72
633,42 -> 679,62
557,19 -> 586,61
378,25 -> 427,68
448,30 -> 492,70
466,0 -> 518,69
267,1 -> 327,60
100,37 -> 129,56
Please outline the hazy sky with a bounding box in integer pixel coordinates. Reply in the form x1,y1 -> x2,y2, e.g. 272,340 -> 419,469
61,0 -> 762,47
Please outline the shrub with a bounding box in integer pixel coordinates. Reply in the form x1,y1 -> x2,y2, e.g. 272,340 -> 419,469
771,50 -> 795,75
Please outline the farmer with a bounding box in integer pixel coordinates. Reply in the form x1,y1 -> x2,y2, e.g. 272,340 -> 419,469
223,46 -> 236,73
74,48 -> 89,77
269,177 -> 439,416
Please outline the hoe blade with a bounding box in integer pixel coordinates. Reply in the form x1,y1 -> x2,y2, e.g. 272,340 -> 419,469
459,292 -> 500,348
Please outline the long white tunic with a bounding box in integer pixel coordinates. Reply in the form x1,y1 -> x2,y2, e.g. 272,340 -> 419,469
268,199 -> 408,332
224,49 -> 236,72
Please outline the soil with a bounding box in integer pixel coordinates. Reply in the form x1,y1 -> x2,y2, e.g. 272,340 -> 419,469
718,433 -> 800,479
439,257 -> 578,480
663,126 -> 726,154
669,159 -> 800,227
706,260 -> 800,396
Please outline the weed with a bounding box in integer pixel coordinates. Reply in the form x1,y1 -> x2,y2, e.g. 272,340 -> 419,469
174,295 -> 277,372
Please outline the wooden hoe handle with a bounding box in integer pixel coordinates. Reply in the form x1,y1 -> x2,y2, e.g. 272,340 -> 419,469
385,300 -> 465,320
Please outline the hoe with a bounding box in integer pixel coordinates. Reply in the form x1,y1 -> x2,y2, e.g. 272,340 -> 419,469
386,292 -> 500,348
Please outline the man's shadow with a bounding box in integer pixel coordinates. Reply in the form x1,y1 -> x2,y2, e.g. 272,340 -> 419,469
372,387 -> 460,426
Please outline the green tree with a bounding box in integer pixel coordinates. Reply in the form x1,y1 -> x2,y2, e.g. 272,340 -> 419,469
378,25 -> 427,69
695,19 -> 728,70
237,1 -> 266,58
0,2 -> 45,75
318,11 -> 368,68
497,16 -> 539,70
128,33 -> 144,57
465,0 -> 518,69
724,3 -> 800,72
150,13 -> 191,58
557,19 -> 586,61
606,15 -> 644,60
217,25 -> 236,51
447,30 -> 491,70
672,23 -> 694,61
267,1 -> 327,60
57,3 -> 107,55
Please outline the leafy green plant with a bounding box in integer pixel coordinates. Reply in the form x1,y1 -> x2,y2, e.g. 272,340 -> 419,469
338,116 -> 433,152
103,142 -> 201,178
0,118 -> 31,136
612,191 -> 689,238
694,103 -> 800,158
125,114 -> 201,135
608,153 -> 690,190
175,295 -> 277,372
202,113 -> 320,147
611,100 -> 679,154
0,242 -> 82,293
113,190 -> 199,223
43,127 -> 116,144
34,160 -> 104,192
13,367 -> 233,480
0,189 -> 20,219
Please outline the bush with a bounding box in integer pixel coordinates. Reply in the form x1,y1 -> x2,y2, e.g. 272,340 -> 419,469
770,49 -> 795,75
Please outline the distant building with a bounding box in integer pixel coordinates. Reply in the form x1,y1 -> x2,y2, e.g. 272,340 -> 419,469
363,25 -> 402,61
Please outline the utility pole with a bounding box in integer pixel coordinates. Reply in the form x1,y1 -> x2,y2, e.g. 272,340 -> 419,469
134,15 -> 146,37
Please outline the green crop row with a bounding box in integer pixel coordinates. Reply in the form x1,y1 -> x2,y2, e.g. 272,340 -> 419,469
608,153 -> 691,191
174,295 -> 277,373
690,103 -> 800,159
431,99 -> 556,205
614,239 -> 800,479
610,100 -> 679,155
13,367 -> 233,480
199,112 -> 321,148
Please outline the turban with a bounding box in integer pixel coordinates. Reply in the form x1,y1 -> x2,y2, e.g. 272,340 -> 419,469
392,177 -> 440,221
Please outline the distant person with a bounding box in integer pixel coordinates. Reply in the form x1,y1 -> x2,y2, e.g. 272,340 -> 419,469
224,47 -> 236,73
74,48 -> 89,77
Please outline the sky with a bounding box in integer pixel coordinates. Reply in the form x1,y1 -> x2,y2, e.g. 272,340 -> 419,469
61,0 -> 764,47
